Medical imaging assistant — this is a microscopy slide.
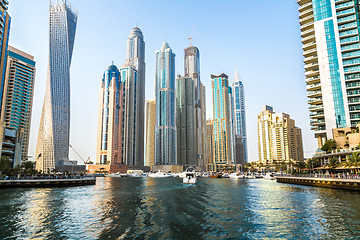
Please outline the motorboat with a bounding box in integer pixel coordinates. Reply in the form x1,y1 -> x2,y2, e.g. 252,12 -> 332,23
106,172 -> 129,177
229,172 -> 245,179
210,173 -> 222,178
222,173 -> 230,178
183,167 -> 197,184
255,174 -> 263,179
264,173 -> 276,180
245,173 -> 255,179
202,172 -> 210,178
148,170 -> 172,178
178,172 -> 186,178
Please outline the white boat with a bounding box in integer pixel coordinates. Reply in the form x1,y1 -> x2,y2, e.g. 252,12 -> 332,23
202,172 -> 210,178
183,167 -> 197,184
148,170 -> 172,178
229,172 -> 245,179
178,172 -> 186,178
107,172 -> 129,177
264,173 -> 276,180
245,173 -> 255,179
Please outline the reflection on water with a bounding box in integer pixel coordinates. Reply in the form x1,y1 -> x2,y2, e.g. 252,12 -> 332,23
0,178 -> 360,239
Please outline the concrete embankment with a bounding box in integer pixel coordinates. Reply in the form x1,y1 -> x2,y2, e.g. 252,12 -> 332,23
0,177 -> 96,188
277,176 -> 360,191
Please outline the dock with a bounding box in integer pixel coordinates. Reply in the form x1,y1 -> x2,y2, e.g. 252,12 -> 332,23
277,176 -> 360,191
0,177 -> 96,188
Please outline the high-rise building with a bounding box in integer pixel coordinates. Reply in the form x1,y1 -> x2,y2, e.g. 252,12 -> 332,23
232,67 -> 247,163
0,0 -> 10,117
145,100 -> 156,168
1,46 -> 35,165
205,119 -> 214,171
123,27 -> 146,167
298,0 -> 360,147
155,42 -> 176,165
211,73 -> 234,171
121,63 -> 139,166
257,105 -> 304,164
184,45 -> 206,167
95,64 -> 122,166
176,75 -> 195,166
35,1 -> 77,172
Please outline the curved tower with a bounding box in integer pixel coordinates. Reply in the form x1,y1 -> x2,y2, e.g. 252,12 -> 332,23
155,42 -> 176,165
35,1 -> 77,172
123,27 -> 145,166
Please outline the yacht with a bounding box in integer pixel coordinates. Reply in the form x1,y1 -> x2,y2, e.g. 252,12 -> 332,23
148,170 -> 172,178
183,167 -> 197,184
106,172 -> 129,177
264,173 -> 276,180
229,172 -> 245,179
202,172 -> 210,178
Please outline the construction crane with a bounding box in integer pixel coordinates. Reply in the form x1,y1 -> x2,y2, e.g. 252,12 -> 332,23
69,144 -> 93,172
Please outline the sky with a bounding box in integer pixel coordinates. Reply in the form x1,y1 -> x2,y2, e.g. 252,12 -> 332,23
8,0 -> 316,163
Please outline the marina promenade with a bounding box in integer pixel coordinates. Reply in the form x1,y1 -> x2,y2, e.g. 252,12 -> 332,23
0,177 -> 96,188
277,176 -> 360,191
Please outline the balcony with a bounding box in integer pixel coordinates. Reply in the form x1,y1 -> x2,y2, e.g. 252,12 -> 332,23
306,76 -> 320,85
298,1 -> 312,12
305,69 -> 320,77
309,104 -> 324,111
304,62 -> 319,70
302,41 -> 316,51
308,98 -> 323,104
299,8 -> 313,19
303,48 -> 317,57
310,112 -> 325,118
300,21 -> 314,31
304,55 -> 317,63
301,28 -> 315,38
307,90 -> 322,97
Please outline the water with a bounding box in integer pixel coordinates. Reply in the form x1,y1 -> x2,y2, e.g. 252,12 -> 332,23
0,177 -> 360,239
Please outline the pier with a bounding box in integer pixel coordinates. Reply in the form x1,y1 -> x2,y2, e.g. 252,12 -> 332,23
277,176 -> 360,191
0,177 -> 96,188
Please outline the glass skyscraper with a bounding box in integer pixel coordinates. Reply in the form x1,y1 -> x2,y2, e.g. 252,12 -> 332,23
123,27 -> 145,166
96,64 -> 122,166
298,0 -> 360,146
3,46 -> 36,164
36,1 -> 77,172
0,0 -> 10,117
155,42 -> 176,165
232,68 -> 247,163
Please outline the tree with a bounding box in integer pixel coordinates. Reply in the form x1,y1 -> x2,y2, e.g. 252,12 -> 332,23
345,152 -> 360,167
329,157 -> 340,169
321,139 -> 337,152
0,156 -> 12,175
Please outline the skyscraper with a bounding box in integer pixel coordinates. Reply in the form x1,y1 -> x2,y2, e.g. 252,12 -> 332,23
211,73 -> 234,172
155,42 -> 176,165
298,0 -> 360,147
176,75 -> 195,166
36,1 -> 77,172
257,105 -> 304,164
0,0 -> 10,118
121,63 -> 140,166
184,45 -> 206,167
123,27 -> 145,167
1,46 -> 35,164
145,100 -> 156,168
206,119 -> 214,171
96,64 -> 122,166
232,67 -> 247,163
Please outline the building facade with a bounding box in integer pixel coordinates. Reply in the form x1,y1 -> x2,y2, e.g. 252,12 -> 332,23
211,73 -> 234,171
155,42 -> 176,165
176,75 -> 195,166
206,119 -> 214,170
298,0 -> 360,147
145,100 -> 156,168
232,68 -> 247,163
36,1 -> 77,172
1,46 -> 35,165
0,0 -> 10,118
184,46 -> 206,167
95,65 -> 123,166
257,105 -> 304,165
121,63 -> 139,166
124,27 -> 146,166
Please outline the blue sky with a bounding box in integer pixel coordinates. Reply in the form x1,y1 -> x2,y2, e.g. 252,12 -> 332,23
8,0 -> 316,163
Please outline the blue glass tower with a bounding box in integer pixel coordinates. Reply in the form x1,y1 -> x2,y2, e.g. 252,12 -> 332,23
232,68 -> 247,163
155,42 -> 176,165
0,0 -> 10,117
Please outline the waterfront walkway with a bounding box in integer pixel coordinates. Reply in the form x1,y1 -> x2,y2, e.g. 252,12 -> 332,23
277,176 -> 360,191
0,177 -> 96,188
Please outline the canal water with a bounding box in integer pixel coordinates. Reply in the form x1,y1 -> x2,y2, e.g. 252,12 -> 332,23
0,177 -> 360,239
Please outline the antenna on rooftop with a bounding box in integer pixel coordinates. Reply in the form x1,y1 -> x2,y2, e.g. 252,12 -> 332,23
188,25 -> 197,47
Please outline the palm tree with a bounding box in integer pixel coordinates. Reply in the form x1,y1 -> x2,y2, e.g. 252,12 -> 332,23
346,152 -> 360,168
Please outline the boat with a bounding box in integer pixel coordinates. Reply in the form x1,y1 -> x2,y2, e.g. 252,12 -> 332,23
202,172 -> 210,178
183,167 -> 197,184
210,173 -> 222,178
264,173 -> 276,180
222,173 -> 230,178
244,173 -> 255,179
148,170 -> 172,178
106,172 -> 129,177
229,172 -> 245,179
255,174 -> 263,179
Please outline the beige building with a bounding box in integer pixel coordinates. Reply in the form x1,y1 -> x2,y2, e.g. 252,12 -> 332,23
95,65 -> 123,167
258,105 -> 304,165
145,100 -> 156,168
332,125 -> 360,149
206,120 -> 214,170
